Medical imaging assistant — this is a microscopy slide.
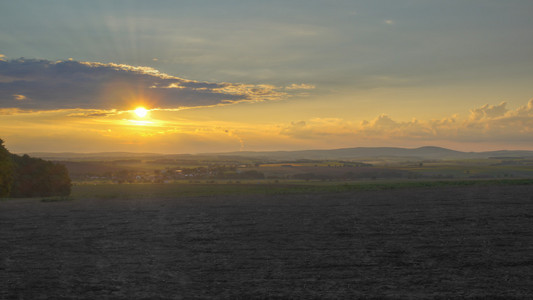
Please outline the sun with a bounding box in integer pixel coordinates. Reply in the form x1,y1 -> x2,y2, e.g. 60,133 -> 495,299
134,107 -> 148,118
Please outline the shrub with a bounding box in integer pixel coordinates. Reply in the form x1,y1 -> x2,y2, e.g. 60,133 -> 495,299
0,139 -> 71,197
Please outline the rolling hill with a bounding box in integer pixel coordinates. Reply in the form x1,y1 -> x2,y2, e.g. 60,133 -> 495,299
210,146 -> 533,161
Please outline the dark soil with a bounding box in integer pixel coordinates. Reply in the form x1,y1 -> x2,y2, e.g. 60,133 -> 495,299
1,185 -> 533,299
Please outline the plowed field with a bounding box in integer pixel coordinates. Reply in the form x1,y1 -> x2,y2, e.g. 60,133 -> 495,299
1,185 -> 532,299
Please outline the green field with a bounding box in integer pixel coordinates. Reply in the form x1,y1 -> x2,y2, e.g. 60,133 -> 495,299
70,178 -> 533,199
58,155 -> 533,185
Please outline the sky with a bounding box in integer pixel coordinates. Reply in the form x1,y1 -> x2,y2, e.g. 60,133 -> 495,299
1,0 -> 532,154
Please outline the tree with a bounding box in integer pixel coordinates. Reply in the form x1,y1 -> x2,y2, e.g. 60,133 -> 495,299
0,139 -> 14,197
0,138 -> 71,197
10,154 -> 71,197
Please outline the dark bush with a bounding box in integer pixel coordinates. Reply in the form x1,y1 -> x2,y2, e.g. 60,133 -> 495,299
0,139 -> 71,198
10,154 -> 71,197
0,139 -> 14,197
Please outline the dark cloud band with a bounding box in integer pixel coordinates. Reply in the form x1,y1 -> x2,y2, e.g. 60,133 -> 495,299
0,58 -> 284,111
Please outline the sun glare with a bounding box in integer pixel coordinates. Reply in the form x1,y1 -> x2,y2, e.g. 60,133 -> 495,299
134,107 -> 148,118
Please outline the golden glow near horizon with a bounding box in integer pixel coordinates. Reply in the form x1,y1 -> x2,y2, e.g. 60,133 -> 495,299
134,107 -> 148,118
1,98 -> 533,154
128,119 -> 155,126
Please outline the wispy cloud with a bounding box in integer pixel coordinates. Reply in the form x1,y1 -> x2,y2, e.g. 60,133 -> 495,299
285,83 -> 316,90
0,58 -> 295,112
0,108 -> 26,115
12,94 -> 27,101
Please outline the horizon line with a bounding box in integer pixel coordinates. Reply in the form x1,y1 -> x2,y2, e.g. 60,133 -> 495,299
15,145 -> 533,157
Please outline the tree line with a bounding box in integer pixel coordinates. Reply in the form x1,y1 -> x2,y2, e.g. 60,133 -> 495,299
0,139 -> 71,197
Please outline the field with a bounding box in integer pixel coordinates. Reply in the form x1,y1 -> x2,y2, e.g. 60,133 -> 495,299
1,182 -> 533,298
49,152 -> 533,183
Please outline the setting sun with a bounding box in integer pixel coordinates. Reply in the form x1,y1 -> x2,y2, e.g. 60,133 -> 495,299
134,107 -> 148,118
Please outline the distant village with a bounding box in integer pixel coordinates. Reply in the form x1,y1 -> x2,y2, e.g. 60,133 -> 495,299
84,164 -> 266,183
75,160 -> 425,184
58,154 -> 528,184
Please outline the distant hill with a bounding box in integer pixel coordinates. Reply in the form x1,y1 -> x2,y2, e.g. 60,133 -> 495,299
23,146 -> 533,162
209,146 -> 533,161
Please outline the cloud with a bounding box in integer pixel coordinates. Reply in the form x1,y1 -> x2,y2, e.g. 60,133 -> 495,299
66,110 -> 119,118
285,83 -> 316,90
281,118 -> 356,139
12,94 -> 27,101
0,54 -> 5,61
0,58 -> 290,111
469,101 -> 508,121
365,114 -> 398,129
280,99 -> 533,147
0,108 -> 26,115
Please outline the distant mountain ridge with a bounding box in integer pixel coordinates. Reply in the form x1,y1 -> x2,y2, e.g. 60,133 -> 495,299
211,146 -> 533,160
23,146 -> 533,161
219,146 -> 465,160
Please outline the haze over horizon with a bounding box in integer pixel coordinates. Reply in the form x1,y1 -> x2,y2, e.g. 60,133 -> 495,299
1,1 -> 532,153
15,145 -> 533,158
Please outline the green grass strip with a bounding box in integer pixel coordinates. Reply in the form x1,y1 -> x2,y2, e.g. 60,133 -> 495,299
70,178 -> 533,199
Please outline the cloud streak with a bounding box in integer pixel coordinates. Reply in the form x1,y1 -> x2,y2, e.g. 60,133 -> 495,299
0,58 -> 293,111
